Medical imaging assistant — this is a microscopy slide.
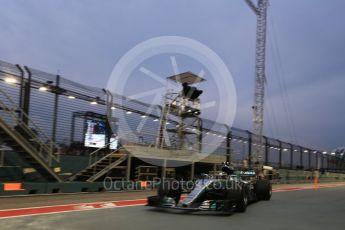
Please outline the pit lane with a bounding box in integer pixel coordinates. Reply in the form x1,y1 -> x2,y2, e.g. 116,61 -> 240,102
1,184 -> 345,230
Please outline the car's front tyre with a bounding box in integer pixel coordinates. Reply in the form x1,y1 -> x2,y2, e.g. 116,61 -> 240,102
235,189 -> 248,212
157,180 -> 182,204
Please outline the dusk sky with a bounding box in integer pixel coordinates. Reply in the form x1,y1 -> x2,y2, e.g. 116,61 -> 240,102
0,0 -> 344,151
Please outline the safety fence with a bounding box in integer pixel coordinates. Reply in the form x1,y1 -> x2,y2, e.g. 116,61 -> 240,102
0,59 -> 344,171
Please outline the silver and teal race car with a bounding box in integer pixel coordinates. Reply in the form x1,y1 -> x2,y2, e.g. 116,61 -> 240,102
147,165 -> 272,214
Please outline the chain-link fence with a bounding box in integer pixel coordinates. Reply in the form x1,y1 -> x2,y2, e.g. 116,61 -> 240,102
0,59 -> 344,172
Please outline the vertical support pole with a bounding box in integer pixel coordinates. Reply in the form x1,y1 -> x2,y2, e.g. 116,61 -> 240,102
308,150 -> 311,169
338,155 -> 343,171
162,159 -> 167,179
290,144 -> 294,169
299,146 -> 304,169
213,163 -> 217,171
226,131 -> 232,163
22,66 -> 32,125
15,64 -> 24,115
52,75 -> 60,142
126,154 -> 132,181
264,136 -> 269,165
156,103 -> 168,149
315,152 -> 318,169
198,118 -> 203,153
104,90 -> 115,146
70,114 -> 76,143
247,131 -> 252,166
190,162 -> 195,180
331,156 -> 335,171
0,149 -> 4,166
321,153 -> 324,169
278,140 -> 282,168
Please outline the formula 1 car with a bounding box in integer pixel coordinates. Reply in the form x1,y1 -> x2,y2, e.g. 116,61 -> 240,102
147,165 -> 272,214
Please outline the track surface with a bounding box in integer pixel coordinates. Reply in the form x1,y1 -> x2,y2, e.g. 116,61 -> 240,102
1,185 -> 345,230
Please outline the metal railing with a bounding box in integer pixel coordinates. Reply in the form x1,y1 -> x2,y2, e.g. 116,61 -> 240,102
0,87 -> 60,165
88,140 -> 120,166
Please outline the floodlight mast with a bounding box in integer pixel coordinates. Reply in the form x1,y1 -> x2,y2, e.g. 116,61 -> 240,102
244,0 -> 269,168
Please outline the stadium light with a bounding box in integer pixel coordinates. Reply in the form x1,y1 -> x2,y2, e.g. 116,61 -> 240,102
90,97 -> 100,105
39,85 -> 48,91
126,111 -> 132,114
4,77 -> 17,84
39,81 -> 54,92
68,95 -> 75,99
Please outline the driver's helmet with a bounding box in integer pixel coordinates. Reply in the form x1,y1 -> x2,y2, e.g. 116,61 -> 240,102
221,162 -> 235,175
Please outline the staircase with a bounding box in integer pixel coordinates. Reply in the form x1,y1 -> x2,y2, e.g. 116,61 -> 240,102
0,88 -> 62,182
69,149 -> 129,182
156,100 -> 172,149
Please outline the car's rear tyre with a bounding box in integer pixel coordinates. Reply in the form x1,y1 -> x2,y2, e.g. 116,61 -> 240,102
235,189 -> 248,212
256,179 -> 272,200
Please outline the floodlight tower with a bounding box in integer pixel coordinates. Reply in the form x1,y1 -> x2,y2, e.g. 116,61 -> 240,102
156,72 -> 205,152
244,0 -> 269,167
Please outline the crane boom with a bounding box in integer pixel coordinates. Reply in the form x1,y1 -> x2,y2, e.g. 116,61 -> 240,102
244,0 -> 269,166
